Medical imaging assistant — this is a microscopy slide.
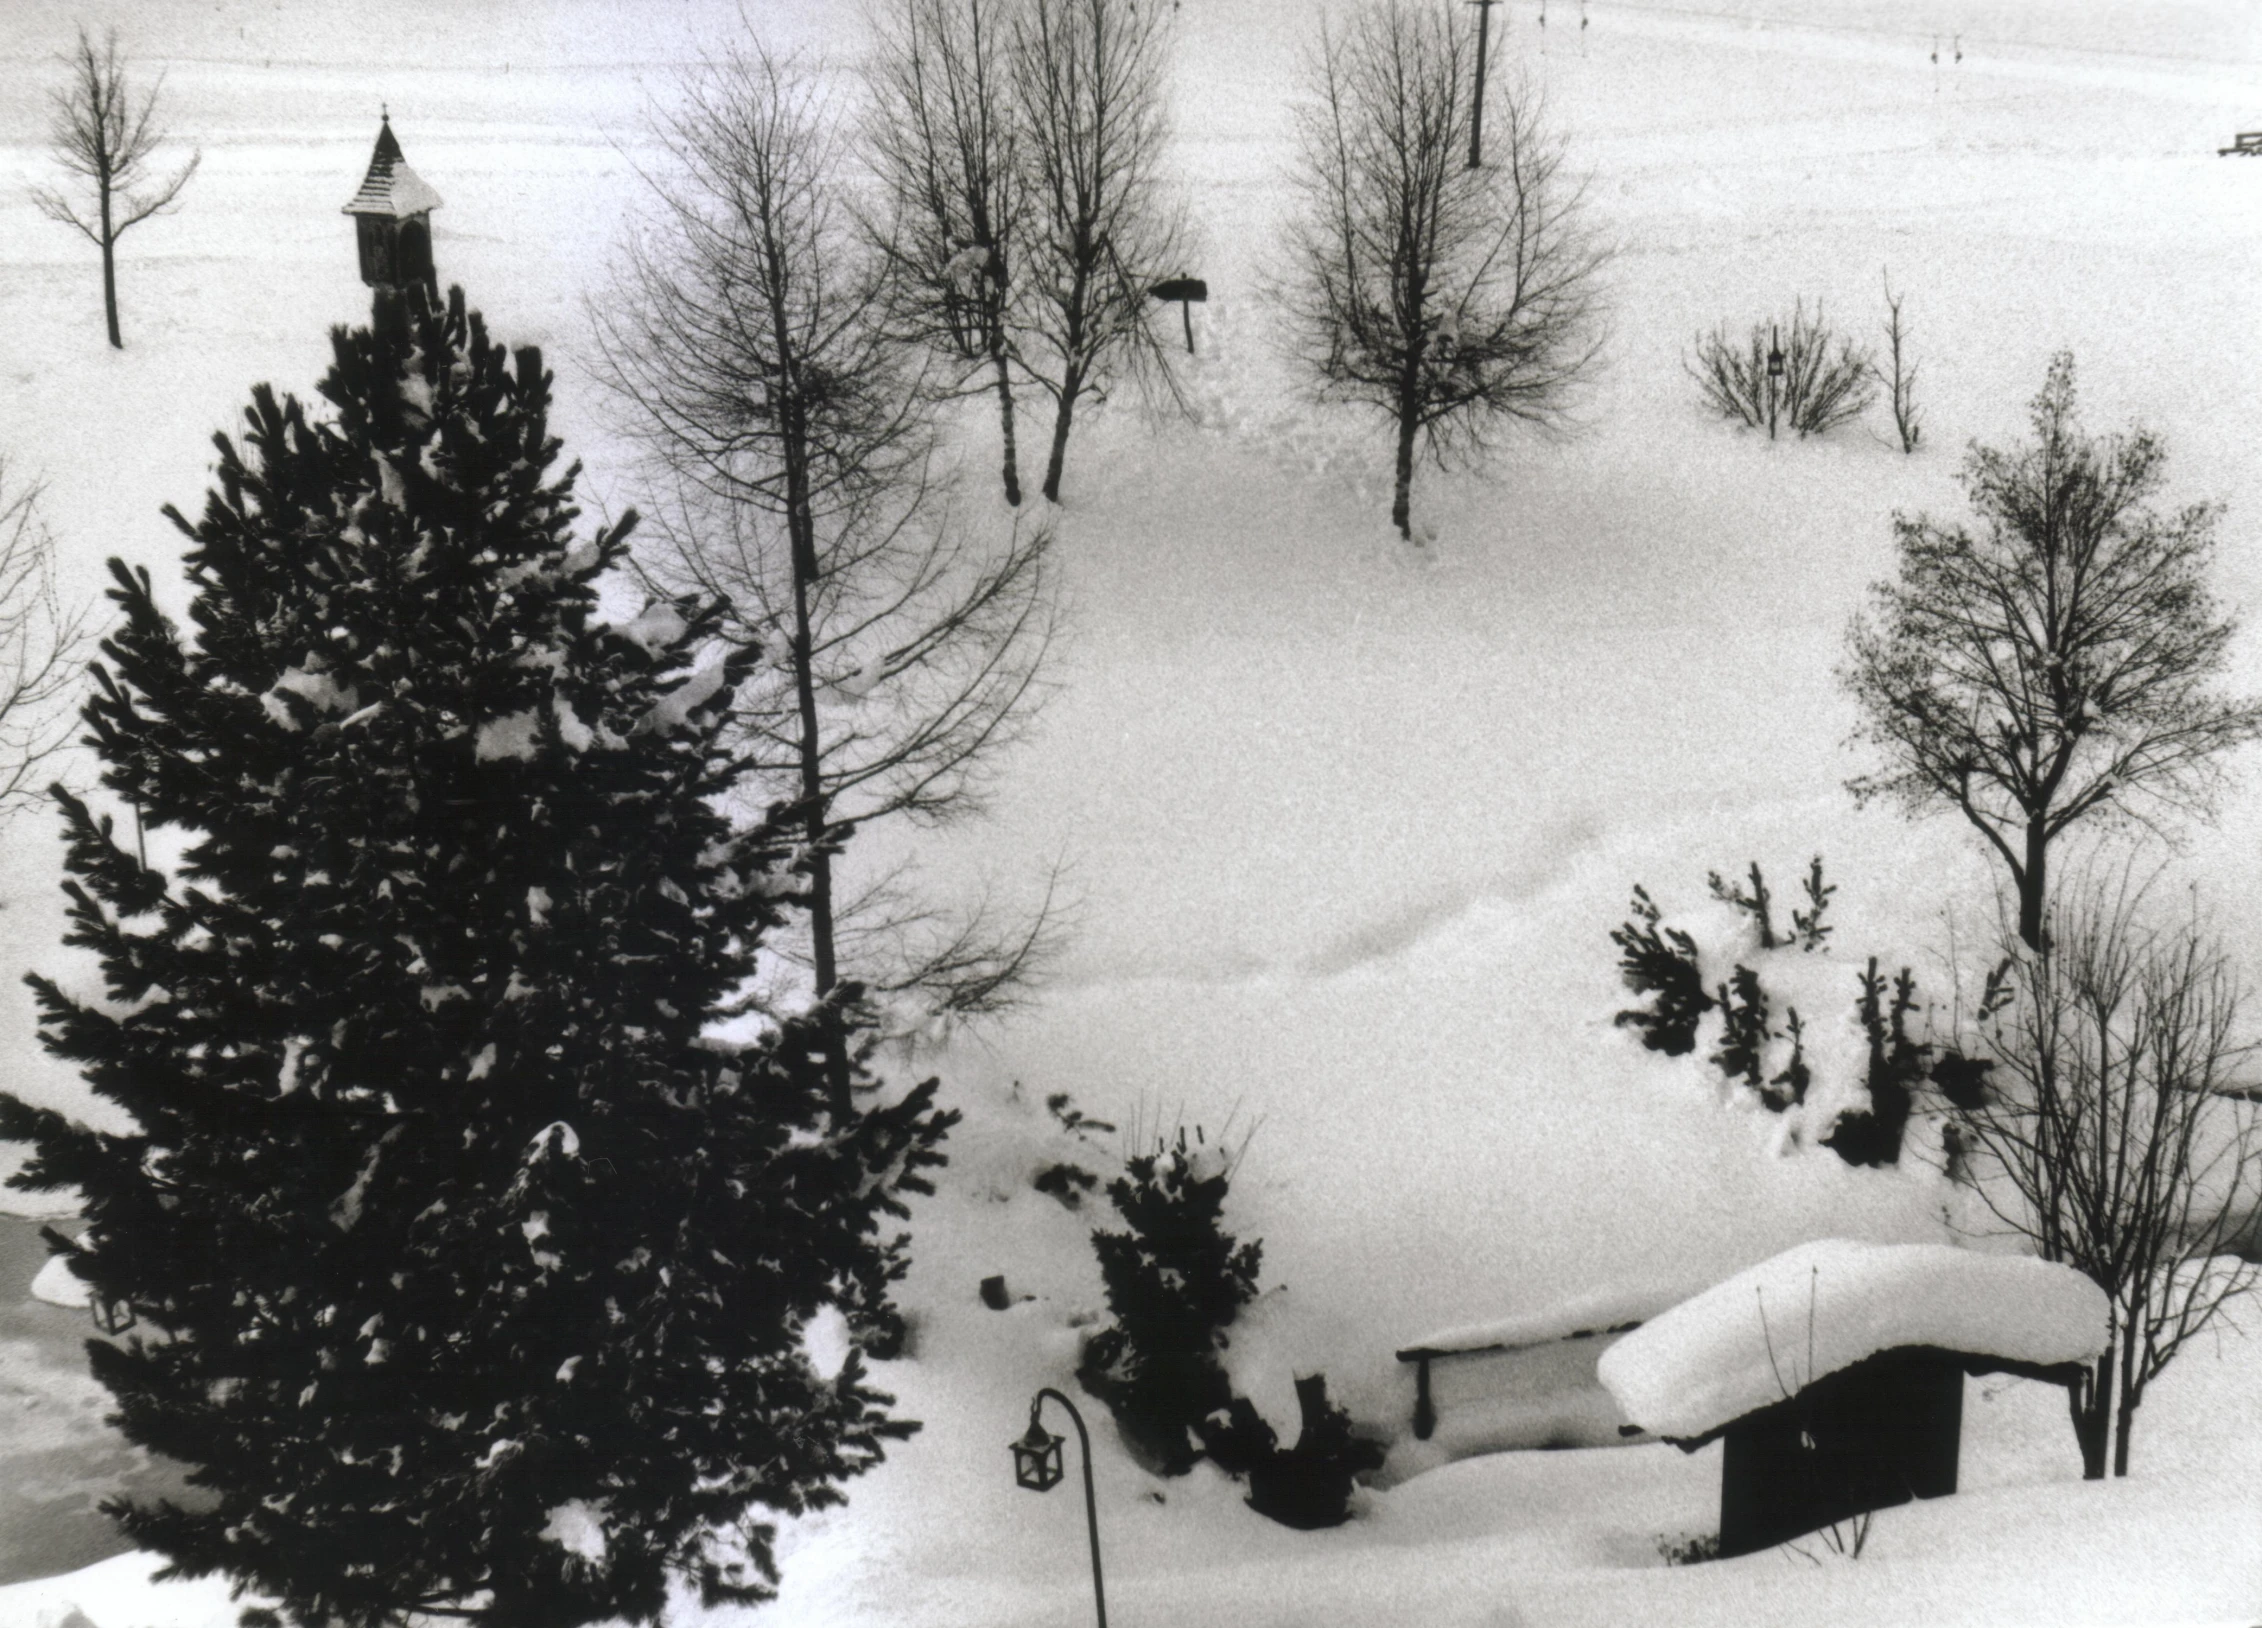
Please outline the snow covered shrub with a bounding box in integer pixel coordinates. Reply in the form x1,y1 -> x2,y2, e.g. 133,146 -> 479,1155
1687,301 -> 1875,439
1608,885 -> 1710,1055
0,285 -> 957,1627
1033,1090 -> 1111,1207
1610,858 -> 1990,1167
1080,1127 -> 1263,1475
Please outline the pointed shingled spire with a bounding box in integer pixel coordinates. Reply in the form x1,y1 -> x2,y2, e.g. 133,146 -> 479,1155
343,113 -> 442,219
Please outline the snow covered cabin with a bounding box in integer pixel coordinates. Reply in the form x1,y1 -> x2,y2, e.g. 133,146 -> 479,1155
343,114 -> 443,295
1597,1240 -> 2109,1557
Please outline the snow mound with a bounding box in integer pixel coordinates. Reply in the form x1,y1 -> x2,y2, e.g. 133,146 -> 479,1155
1597,1240 -> 2108,1442
30,1253 -> 88,1310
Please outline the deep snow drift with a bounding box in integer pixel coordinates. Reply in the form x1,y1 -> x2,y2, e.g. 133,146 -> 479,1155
2,0 -> 2262,1624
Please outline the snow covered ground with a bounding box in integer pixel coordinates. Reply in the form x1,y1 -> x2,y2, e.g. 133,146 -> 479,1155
3,0 -> 2262,1622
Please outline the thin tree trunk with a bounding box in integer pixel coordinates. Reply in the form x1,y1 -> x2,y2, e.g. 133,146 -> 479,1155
1041,370 -> 1079,504
991,343 -> 1022,507
781,396 -> 851,1116
99,182 -> 121,350
1391,391 -> 1419,540
2112,1312 -> 2142,1476
2019,815 -> 2049,950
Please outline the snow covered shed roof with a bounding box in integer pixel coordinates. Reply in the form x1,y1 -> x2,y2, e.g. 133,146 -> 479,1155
342,117 -> 444,219
1595,1240 -> 2108,1444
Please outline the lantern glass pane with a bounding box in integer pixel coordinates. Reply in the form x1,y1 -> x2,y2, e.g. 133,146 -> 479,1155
1012,1433 -> 1064,1491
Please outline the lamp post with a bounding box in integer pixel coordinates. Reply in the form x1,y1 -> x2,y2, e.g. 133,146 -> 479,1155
1010,1388 -> 1107,1628
1766,322 -> 1785,441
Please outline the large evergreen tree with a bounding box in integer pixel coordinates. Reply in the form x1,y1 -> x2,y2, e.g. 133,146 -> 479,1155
0,285 -> 954,1628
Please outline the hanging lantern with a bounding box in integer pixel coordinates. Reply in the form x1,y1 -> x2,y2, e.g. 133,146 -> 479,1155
1011,1413 -> 1065,1492
91,1295 -> 135,1337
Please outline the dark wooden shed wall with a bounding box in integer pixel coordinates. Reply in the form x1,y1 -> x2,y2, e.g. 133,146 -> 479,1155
1715,1345 -> 1965,1558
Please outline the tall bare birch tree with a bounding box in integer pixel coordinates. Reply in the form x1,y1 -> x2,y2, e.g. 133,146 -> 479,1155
595,46 -> 1057,1085
33,27 -> 199,350
868,0 -> 1031,506
1010,0 -> 1187,503
1280,0 -> 1604,539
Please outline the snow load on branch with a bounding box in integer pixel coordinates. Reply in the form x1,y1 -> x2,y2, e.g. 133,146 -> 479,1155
1596,1239 -> 2107,1441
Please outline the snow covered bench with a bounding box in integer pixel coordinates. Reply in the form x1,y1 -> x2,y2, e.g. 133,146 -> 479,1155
1382,1282 -> 1699,1484
1596,1240 -> 2109,1557
2219,131 -> 2262,155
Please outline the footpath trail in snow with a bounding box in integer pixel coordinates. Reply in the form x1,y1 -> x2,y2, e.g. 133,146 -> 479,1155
0,0 -> 2260,1623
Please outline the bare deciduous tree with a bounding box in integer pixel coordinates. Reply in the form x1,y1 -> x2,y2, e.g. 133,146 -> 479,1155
1956,876 -> 2259,1478
1843,354 -> 2262,949
1279,0 -> 1605,540
0,464 -> 88,815
1877,272 -> 1921,454
1010,0 -> 1187,503
31,27 -> 200,350
595,45 -> 1059,1080
867,0 -> 1030,506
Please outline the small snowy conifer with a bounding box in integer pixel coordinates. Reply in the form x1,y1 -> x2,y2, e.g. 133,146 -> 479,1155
1081,1129 -> 1261,1475
0,286 -> 953,1627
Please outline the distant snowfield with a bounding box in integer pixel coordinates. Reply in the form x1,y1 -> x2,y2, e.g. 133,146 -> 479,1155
2,0 -> 2262,1623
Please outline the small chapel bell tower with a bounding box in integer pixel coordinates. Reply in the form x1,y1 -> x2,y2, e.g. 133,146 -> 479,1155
342,113 -> 442,295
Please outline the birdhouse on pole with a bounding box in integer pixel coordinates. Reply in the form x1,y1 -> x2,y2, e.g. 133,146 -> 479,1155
343,113 -> 443,296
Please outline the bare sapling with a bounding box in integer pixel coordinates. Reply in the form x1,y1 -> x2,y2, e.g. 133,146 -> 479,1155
1877,272 -> 1921,453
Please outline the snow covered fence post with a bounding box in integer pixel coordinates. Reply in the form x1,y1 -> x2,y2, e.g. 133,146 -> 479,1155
0,280 -> 955,1627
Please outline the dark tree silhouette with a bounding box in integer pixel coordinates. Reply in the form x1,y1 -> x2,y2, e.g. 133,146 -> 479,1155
1279,0 -> 1604,539
0,285 -> 953,1626
32,26 -> 200,350
1844,354 -> 2262,948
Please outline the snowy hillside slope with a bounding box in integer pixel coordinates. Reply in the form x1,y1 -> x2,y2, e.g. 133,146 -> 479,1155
1,0 -> 2261,1623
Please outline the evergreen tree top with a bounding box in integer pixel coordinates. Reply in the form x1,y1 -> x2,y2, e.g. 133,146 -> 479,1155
1,283 -> 954,1628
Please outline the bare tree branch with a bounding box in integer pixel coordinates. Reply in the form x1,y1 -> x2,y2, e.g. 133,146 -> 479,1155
31,27 -> 199,349
1010,0 -> 1189,502
1277,0 -> 1606,539
0,463 -> 91,817
1843,354 -> 2262,948
1954,871 -> 2261,1478
595,41 -> 1061,1039
866,0 -> 1032,505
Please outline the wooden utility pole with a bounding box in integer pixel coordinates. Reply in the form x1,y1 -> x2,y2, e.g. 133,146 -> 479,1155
1468,0 -> 1499,168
